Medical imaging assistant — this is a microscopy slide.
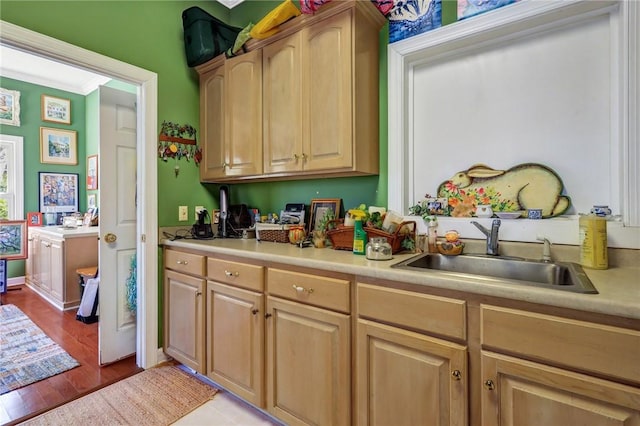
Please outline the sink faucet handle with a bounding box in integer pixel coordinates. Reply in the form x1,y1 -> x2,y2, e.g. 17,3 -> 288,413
536,235 -> 552,262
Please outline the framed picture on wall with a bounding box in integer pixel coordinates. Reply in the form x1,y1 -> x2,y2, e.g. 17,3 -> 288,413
39,172 -> 79,213
40,127 -> 78,165
0,220 -> 28,260
88,194 -> 96,208
0,87 -> 21,127
41,94 -> 71,124
87,154 -> 98,190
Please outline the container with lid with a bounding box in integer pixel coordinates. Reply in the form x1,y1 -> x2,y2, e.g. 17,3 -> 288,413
366,237 -> 393,260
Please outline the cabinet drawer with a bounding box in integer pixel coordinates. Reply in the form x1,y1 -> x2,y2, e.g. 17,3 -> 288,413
165,249 -> 206,277
267,268 -> 350,313
481,305 -> 640,384
357,283 -> 467,341
207,258 -> 264,292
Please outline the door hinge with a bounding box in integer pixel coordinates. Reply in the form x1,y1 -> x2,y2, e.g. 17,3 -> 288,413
141,234 -> 146,242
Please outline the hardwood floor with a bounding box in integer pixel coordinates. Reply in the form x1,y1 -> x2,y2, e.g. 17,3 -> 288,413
0,285 -> 141,425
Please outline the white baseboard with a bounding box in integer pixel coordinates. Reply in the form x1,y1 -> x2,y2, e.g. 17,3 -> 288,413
8,276 -> 25,287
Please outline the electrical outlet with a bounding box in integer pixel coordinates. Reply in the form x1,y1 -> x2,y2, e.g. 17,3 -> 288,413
178,205 -> 188,221
195,206 -> 205,221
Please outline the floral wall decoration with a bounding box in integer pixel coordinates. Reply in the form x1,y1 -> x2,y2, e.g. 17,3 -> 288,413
158,121 -> 202,176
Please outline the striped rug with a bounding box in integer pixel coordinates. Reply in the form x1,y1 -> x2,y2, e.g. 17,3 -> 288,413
0,304 -> 80,394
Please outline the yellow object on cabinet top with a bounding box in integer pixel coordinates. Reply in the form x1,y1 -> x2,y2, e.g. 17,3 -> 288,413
250,0 -> 301,40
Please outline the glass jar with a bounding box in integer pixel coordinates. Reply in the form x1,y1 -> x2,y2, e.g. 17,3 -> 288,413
366,237 -> 393,260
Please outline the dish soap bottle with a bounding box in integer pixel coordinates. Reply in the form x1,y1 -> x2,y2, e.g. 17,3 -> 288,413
353,218 -> 367,255
579,213 -> 608,269
426,215 -> 438,253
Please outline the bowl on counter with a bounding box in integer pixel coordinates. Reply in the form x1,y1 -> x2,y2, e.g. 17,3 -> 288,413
495,211 -> 524,219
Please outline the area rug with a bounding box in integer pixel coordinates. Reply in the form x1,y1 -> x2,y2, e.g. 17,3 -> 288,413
0,304 -> 80,395
21,365 -> 219,425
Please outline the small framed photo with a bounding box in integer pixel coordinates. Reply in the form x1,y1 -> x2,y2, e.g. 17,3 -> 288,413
426,197 -> 448,215
39,172 -> 79,213
88,194 -> 97,208
308,198 -> 341,234
0,87 -> 21,127
27,212 -> 43,227
40,127 -> 78,165
0,220 -> 28,260
87,154 -> 98,190
41,94 -> 71,124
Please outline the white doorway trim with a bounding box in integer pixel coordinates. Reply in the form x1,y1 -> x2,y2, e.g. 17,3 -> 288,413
1,20 -> 159,369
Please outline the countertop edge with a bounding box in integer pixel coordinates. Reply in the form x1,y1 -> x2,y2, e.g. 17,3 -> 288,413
162,239 -> 640,321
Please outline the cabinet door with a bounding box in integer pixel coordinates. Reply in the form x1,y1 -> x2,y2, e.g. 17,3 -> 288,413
266,296 -> 350,426
200,64 -> 227,180
38,237 -> 52,292
26,233 -> 39,285
481,351 -> 640,426
357,319 -> 468,426
49,238 -> 64,301
263,32 -> 303,174
206,281 -> 264,407
164,269 -> 206,373
302,10 -> 353,171
225,49 -> 263,177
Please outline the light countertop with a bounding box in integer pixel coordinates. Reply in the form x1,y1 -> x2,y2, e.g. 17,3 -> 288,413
162,237 -> 640,321
29,226 -> 99,238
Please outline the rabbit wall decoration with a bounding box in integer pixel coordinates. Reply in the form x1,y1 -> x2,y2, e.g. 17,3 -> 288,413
437,163 -> 571,218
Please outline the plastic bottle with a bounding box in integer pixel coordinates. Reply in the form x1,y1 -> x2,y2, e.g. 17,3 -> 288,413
426,216 -> 438,253
579,214 -> 608,269
353,218 -> 367,255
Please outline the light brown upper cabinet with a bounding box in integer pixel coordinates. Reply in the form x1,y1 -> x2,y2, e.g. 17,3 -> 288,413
198,0 -> 385,183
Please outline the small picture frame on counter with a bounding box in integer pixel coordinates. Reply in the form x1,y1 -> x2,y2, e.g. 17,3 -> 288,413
27,212 -> 43,227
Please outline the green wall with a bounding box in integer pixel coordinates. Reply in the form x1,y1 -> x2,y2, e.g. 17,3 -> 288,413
1,0 -> 459,231
0,77 -> 87,278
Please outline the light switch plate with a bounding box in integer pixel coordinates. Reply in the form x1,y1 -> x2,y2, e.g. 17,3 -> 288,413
179,205 -> 188,221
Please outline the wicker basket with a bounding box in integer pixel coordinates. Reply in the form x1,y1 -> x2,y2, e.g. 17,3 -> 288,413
256,223 -> 304,243
327,220 -> 417,254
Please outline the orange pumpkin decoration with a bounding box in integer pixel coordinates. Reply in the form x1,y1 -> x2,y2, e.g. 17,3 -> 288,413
288,226 -> 306,244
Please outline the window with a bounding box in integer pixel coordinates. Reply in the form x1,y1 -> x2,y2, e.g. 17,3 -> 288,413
0,135 -> 24,220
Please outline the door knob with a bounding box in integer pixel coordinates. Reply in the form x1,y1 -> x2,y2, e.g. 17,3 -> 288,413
104,233 -> 117,243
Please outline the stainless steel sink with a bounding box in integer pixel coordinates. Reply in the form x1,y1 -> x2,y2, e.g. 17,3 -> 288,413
391,253 -> 598,294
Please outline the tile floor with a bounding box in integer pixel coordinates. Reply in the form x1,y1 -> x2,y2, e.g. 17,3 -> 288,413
173,390 -> 283,426
172,366 -> 283,426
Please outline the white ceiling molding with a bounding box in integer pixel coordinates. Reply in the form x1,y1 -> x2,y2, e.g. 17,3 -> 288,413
0,45 -> 110,95
217,0 -> 245,9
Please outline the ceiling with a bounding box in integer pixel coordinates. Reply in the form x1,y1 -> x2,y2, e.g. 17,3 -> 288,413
218,0 -> 245,8
0,44 -> 111,95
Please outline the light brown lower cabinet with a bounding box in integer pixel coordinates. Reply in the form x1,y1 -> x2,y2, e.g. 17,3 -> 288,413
481,351 -> 640,426
266,296 -> 351,426
357,319 -> 468,426
206,281 -> 264,407
164,269 -> 206,373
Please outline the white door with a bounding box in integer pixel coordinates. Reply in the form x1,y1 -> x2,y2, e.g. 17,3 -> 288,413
98,86 -> 137,364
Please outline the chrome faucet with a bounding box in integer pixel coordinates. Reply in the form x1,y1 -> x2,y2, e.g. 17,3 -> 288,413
471,219 -> 501,256
537,236 -> 552,262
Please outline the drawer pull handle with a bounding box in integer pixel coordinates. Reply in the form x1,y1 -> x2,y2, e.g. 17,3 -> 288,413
225,270 -> 239,277
484,379 -> 495,391
252,309 -> 259,315
176,260 -> 189,265
292,285 -> 314,294
451,370 -> 462,381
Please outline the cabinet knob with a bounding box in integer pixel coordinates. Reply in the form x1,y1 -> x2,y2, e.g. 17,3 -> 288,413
222,162 -> 228,170
225,270 -> 239,277
176,260 -> 189,265
484,379 -> 495,391
265,313 -> 272,319
451,370 -> 462,381
301,153 -> 308,161
195,291 -> 202,297
292,284 -> 314,294
252,309 -> 259,315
